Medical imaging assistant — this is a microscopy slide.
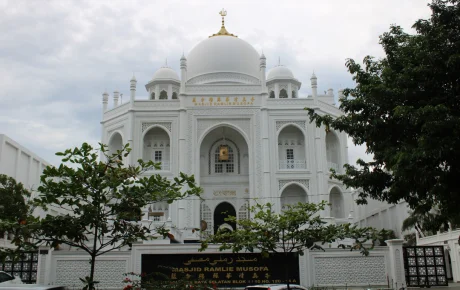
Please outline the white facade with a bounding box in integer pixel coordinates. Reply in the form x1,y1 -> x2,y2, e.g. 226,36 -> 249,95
101,19 -> 352,243
0,134 -> 51,248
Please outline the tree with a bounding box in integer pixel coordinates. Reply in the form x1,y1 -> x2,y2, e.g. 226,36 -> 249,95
200,201 -> 379,290
0,174 -> 36,261
306,0 -> 460,224
27,143 -> 201,290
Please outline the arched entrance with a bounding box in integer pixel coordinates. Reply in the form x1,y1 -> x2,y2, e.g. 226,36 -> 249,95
213,202 -> 236,234
199,125 -> 249,236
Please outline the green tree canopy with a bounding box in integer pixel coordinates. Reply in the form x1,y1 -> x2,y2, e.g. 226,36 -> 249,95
16,142 -> 200,289
0,174 -> 35,261
200,201 -> 381,289
307,0 -> 460,224
0,174 -> 31,224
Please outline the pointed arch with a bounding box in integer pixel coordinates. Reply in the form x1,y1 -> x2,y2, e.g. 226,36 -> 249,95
326,131 -> 341,172
277,125 -> 306,169
142,126 -> 171,170
329,186 -> 344,218
280,183 -> 307,209
279,88 -> 288,98
172,92 -> 178,99
150,92 -> 155,100
108,131 -> 123,156
269,91 -> 275,98
159,90 -> 168,99
214,202 -> 236,234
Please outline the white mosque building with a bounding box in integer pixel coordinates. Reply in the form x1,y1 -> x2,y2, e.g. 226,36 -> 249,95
101,10 -> 352,243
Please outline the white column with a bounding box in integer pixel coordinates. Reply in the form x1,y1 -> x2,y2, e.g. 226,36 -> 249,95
261,108 -> 271,201
274,83 -> 280,98
288,83 -> 292,98
315,127 -> 328,214
449,239 -> 460,282
155,85 -> 160,100
167,84 -> 173,99
385,239 -> 406,289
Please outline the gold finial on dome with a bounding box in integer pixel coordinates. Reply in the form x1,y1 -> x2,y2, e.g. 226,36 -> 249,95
209,8 -> 238,38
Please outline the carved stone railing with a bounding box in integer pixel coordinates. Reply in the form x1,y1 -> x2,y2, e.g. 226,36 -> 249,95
279,159 -> 306,170
147,161 -> 170,171
327,161 -> 339,171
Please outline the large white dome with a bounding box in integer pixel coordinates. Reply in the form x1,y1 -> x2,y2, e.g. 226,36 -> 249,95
186,36 -> 261,83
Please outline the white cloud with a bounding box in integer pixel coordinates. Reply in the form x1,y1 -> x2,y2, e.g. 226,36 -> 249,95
0,0 -> 433,165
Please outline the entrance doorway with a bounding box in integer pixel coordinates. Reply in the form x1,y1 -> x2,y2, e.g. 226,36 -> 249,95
213,202 -> 236,234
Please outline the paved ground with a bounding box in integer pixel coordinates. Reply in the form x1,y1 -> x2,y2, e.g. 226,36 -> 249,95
408,282 -> 460,290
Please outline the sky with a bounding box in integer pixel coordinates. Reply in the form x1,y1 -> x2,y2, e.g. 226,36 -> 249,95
0,0 -> 432,166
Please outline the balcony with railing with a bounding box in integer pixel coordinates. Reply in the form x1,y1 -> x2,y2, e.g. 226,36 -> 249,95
279,159 -> 306,170
147,161 -> 170,171
327,161 -> 339,172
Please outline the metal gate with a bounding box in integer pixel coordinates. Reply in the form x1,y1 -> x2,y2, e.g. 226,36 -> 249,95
1,251 -> 39,284
403,246 -> 448,287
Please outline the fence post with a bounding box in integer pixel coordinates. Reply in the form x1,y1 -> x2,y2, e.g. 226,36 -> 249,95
385,239 -> 406,289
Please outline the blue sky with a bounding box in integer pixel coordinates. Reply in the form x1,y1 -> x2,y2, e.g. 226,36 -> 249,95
0,0 -> 431,165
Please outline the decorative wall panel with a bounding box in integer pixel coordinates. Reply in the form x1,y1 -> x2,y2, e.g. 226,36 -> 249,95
142,122 -> 172,133
276,120 -> 306,132
279,179 -> 309,191
55,259 -> 127,289
314,256 -> 386,285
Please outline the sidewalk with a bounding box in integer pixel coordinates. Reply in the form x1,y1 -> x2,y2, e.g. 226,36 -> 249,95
408,282 -> 460,290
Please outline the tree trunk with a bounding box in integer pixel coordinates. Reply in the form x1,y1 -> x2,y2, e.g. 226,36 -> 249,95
89,225 -> 98,290
89,253 -> 96,290
285,252 -> 290,290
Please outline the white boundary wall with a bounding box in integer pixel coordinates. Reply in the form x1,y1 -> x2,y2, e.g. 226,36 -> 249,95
38,240 -> 406,289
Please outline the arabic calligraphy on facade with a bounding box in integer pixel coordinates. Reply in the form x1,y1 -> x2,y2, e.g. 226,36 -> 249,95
212,190 -> 237,197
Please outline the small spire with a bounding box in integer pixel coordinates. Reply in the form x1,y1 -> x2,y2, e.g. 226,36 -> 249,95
311,71 -> 317,79
130,72 -> 136,82
278,57 -> 280,66
209,9 -> 237,38
165,58 -> 168,67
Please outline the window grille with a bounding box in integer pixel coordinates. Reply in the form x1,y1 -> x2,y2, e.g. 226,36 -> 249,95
154,150 -> 162,162
214,145 -> 234,174
286,149 -> 294,160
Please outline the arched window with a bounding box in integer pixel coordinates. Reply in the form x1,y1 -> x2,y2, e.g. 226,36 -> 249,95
214,145 -> 234,174
330,187 -> 344,218
292,91 -> 296,98
159,90 -> 168,99
172,92 -> 178,99
150,92 -> 155,100
280,89 -> 288,98
326,132 -> 340,172
280,184 -> 307,209
269,91 -> 275,98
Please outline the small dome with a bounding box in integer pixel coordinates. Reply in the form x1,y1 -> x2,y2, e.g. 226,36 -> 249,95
267,66 -> 294,80
152,67 -> 180,81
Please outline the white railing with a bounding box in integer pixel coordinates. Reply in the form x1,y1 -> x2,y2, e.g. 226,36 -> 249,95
279,159 -> 306,170
327,161 -> 339,171
148,161 -> 170,171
